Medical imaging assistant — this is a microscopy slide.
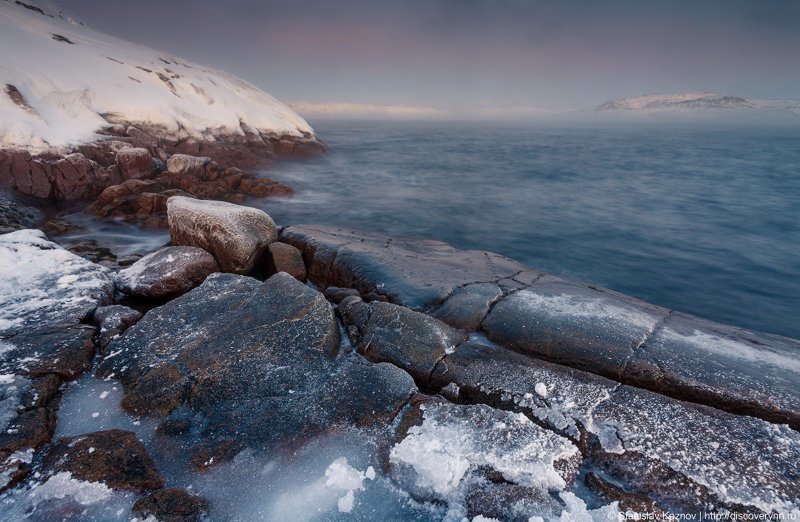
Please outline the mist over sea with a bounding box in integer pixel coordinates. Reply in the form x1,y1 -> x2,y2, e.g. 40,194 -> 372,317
259,120 -> 800,339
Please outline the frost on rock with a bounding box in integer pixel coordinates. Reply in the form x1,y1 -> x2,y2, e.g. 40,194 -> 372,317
389,399 -> 580,510
0,1 -> 312,152
590,385 -> 800,513
0,229 -> 114,337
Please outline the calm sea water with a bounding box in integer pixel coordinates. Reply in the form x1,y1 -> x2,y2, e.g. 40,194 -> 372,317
258,120 -> 800,339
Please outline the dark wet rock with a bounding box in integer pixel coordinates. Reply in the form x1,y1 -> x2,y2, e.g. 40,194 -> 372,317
280,225 -> 527,310
0,191 -> 41,233
40,430 -> 164,492
266,241 -> 307,281
625,312 -> 800,430
3,324 -> 95,380
167,196 -> 277,274
431,282 -> 503,331
41,219 -> 81,236
117,246 -> 219,299
338,297 -> 467,385
466,484 -> 564,522
133,487 -> 210,522
116,147 -> 159,180
66,238 -> 120,268
97,273 -> 416,452
324,286 -> 360,304
388,395 -> 581,506
0,449 -> 33,493
430,342 -> 800,513
482,275 -> 669,380
92,305 -> 142,351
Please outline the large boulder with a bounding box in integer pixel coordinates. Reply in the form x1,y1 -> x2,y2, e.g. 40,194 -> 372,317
166,154 -> 212,178
280,225 -> 527,310
97,273 -> 416,455
117,246 -> 219,299
39,430 -> 164,492
167,196 -> 277,274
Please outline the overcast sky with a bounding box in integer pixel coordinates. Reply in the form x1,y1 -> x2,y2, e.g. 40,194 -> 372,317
67,0 -> 800,112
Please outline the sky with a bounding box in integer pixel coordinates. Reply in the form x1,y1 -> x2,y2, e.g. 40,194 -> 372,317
67,0 -> 800,114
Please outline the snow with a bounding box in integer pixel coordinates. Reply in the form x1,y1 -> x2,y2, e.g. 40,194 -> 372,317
0,229 -> 115,336
324,457 -> 374,513
389,402 -> 579,500
0,0 -> 313,152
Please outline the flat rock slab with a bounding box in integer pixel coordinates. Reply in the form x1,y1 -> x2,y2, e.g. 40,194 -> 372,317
97,272 -> 416,453
117,245 -> 219,299
626,312 -> 800,430
280,225 -> 528,310
40,429 -> 164,492
483,275 -> 670,379
338,297 -> 468,385
167,196 -> 277,274
0,229 -> 115,337
431,341 -> 800,513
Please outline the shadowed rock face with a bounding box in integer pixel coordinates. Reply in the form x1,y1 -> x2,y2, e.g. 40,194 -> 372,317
117,246 -> 219,299
168,196 -> 277,274
133,488 -> 210,522
283,225 -> 800,429
97,272 -> 416,455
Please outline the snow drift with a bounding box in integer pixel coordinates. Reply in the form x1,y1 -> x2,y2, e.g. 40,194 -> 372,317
0,0 -> 313,153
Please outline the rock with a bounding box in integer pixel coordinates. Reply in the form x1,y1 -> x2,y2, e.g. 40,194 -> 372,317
97,273 -> 416,452
0,229 -> 115,337
429,342 -> 800,513
0,191 -> 41,233
625,312 -> 800,430
388,396 -> 581,507
167,196 -> 277,274
40,430 -> 164,492
584,472 -> 668,518
53,153 -> 101,200
133,488 -> 210,522
323,286 -> 360,304
338,297 -> 468,385
166,154 -> 212,178
280,225 -> 527,310
431,282 -> 503,331
266,241 -> 307,281
482,275 -> 669,380
92,305 -> 142,351
116,147 -> 158,180
117,246 -> 219,299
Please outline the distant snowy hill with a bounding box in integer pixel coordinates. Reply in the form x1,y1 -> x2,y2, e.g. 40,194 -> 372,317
596,92 -> 800,114
0,0 -> 313,152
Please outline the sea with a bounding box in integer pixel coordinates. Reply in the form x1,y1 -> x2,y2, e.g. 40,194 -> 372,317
63,120 -> 800,339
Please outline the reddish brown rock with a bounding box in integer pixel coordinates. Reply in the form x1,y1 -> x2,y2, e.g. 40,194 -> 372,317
116,147 -> 158,180
266,242 -> 307,281
133,488 -> 210,522
40,430 -> 165,492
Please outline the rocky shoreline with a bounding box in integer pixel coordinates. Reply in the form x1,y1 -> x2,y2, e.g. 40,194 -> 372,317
1,188 -> 798,519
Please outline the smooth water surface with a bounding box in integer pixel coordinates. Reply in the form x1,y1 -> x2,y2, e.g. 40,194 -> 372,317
258,121 -> 800,338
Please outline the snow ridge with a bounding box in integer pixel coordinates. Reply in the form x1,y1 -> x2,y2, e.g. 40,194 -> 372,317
0,0 -> 313,152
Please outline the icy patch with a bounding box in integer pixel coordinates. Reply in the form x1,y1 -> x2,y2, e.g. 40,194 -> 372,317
0,471 -> 137,521
389,402 -> 579,499
556,492 -> 621,521
516,291 -> 658,331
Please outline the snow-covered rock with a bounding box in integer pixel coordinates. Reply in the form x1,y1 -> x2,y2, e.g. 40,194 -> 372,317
0,0 -> 313,153
0,229 -> 114,336
167,197 -> 277,274
117,246 -> 219,299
